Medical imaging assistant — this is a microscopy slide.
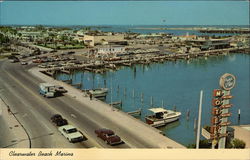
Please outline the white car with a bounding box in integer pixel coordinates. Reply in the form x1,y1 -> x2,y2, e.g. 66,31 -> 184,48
58,125 -> 86,143
21,61 -> 28,65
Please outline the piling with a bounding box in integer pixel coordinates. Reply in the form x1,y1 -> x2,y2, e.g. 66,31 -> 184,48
194,118 -> 197,131
150,96 -> 153,107
81,73 -> 84,84
173,105 -> 176,112
132,89 -> 135,98
104,79 -> 106,88
186,109 -> 190,120
134,66 -> 136,73
124,88 -> 126,97
140,93 -> 144,108
238,109 -> 241,121
117,85 -> 119,94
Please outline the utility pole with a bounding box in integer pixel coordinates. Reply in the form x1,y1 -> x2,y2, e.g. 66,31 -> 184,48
110,73 -> 113,111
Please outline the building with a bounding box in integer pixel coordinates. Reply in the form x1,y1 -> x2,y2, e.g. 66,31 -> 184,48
231,125 -> 250,148
185,38 -> 231,51
97,45 -> 126,55
172,33 -> 197,41
83,34 -> 126,47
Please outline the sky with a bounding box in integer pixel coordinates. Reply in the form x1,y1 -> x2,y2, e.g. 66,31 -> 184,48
0,1 -> 249,26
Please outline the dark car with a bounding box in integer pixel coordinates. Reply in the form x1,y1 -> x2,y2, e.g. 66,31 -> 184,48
106,135 -> 123,145
51,114 -> 62,122
95,128 -> 114,136
56,119 -> 68,126
51,114 -> 68,126
95,128 -> 123,145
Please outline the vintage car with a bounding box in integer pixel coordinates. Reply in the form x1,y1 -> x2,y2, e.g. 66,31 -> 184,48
51,114 -> 68,126
58,125 -> 87,143
95,128 -> 123,145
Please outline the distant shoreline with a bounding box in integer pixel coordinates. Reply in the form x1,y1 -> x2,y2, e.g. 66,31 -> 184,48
132,28 -> 196,30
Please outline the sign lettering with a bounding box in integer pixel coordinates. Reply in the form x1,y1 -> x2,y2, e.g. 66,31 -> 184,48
212,99 -> 222,106
213,89 -> 223,97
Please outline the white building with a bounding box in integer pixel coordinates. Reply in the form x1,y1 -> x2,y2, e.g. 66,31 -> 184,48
97,45 -> 126,55
83,34 -> 125,47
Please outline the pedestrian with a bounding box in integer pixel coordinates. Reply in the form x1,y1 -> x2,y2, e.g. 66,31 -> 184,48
90,94 -> 92,100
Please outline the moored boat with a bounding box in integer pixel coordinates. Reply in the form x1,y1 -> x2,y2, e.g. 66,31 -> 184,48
145,107 -> 181,127
88,88 -> 108,99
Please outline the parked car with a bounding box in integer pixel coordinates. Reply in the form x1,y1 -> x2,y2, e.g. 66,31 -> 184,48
58,125 -> 87,143
21,61 -> 28,65
9,58 -> 19,63
51,114 -> 68,126
95,128 -> 123,145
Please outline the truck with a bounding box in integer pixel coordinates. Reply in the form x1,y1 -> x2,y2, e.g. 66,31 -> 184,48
39,83 -> 56,98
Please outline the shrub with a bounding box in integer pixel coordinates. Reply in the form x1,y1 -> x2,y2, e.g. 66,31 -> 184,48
232,138 -> 246,149
187,139 -> 211,148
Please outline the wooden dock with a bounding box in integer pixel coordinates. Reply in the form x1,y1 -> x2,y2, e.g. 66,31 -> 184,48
127,108 -> 142,116
40,47 -> 249,75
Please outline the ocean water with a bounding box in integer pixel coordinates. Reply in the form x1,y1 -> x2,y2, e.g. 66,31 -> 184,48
89,25 -> 245,36
56,53 -> 250,146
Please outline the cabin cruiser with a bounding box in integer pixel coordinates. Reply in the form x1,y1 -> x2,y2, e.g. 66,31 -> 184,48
145,107 -> 181,127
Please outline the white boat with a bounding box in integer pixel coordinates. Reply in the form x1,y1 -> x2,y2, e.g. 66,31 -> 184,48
88,88 -> 108,98
145,107 -> 181,127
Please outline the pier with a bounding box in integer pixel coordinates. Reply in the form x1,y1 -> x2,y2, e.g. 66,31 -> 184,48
199,28 -> 250,34
127,108 -> 142,116
41,47 -> 249,75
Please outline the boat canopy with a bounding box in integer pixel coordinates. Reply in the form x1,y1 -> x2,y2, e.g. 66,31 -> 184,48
148,108 -> 168,113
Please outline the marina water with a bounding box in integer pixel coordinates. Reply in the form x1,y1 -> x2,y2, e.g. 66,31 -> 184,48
56,53 -> 250,146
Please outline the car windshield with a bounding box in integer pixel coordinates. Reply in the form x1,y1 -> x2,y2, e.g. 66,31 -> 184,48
67,128 -> 77,133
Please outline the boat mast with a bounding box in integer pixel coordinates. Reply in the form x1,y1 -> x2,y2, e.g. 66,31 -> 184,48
196,90 -> 203,149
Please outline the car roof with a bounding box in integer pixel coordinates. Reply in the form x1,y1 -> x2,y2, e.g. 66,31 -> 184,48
96,128 -> 114,134
61,125 -> 76,130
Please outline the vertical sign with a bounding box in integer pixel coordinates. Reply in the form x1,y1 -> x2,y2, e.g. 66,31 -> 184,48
218,73 -> 236,149
210,73 -> 235,149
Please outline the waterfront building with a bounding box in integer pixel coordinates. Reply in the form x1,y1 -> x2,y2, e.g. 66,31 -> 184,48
96,45 -> 126,56
83,34 -> 126,47
185,38 -> 231,50
171,33 -> 197,42
136,33 -> 162,39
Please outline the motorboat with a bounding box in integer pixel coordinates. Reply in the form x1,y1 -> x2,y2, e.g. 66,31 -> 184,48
145,107 -> 181,127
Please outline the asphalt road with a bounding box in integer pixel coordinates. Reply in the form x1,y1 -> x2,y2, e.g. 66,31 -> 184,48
0,59 -> 130,148
0,116 -> 16,148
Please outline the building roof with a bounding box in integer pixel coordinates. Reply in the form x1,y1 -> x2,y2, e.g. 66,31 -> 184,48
148,108 -> 168,113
